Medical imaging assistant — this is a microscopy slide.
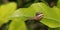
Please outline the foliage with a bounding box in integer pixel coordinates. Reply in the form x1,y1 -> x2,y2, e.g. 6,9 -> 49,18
0,0 -> 60,30
0,2 -> 17,27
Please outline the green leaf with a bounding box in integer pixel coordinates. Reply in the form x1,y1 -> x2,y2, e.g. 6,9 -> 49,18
8,8 -> 36,30
0,2 -> 17,26
8,17 -> 27,30
29,3 -> 60,28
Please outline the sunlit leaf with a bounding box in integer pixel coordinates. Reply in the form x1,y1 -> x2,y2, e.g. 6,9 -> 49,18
0,2 -> 17,26
9,17 -> 27,30
29,3 -> 60,28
